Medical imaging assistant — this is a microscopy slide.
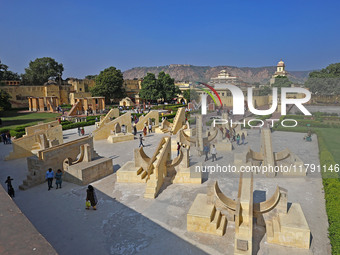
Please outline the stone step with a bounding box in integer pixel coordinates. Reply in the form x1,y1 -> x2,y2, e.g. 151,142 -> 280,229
216,215 -> 227,236
141,170 -> 148,179
211,209 -> 222,228
136,167 -> 144,175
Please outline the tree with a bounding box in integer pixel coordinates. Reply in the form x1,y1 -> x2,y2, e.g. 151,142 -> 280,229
22,57 -> 64,85
91,67 -> 125,103
0,89 -> 11,112
305,63 -> 340,95
157,71 -> 180,101
139,72 -> 180,102
139,73 -> 158,102
258,86 -> 272,96
0,60 -> 20,82
85,75 -> 97,80
272,75 -> 292,93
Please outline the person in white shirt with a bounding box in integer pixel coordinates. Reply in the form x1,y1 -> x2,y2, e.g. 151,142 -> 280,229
211,145 -> 217,162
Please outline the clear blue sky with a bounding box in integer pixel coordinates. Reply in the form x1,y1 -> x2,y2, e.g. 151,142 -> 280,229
1,0 -> 339,78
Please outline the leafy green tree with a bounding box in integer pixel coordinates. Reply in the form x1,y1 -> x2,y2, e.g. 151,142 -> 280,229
139,72 -> 180,102
0,60 -> 20,82
157,71 -> 180,101
272,75 -> 292,93
305,63 -> 340,95
259,86 -> 272,96
85,75 -> 97,80
0,89 -> 11,112
91,67 -> 125,103
139,73 -> 158,102
22,57 -> 64,85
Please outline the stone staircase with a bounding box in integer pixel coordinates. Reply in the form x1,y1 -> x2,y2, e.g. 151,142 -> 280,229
170,107 -> 185,135
19,157 -> 45,190
264,211 -> 281,242
136,166 -> 148,181
210,207 -> 227,236
144,137 -> 169,198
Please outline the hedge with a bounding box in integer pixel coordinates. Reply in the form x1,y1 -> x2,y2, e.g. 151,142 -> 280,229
61,120 -> 96,130
316,131 -> 340,254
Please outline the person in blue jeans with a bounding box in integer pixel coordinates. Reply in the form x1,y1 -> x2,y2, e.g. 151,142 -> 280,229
46,168 -> 54,190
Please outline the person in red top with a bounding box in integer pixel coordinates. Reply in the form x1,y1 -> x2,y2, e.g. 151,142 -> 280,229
177,142 -> 181,156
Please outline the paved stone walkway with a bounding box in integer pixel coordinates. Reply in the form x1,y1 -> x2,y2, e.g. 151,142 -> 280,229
0,126 -> 331,255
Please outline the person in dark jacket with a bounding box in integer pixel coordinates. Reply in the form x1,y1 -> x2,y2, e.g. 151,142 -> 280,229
55,169 -> 63,189
86,185 -> 98,210
5,176 -> 15,197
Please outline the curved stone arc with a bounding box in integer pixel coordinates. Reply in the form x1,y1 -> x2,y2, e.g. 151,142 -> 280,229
207,128 -> 219,143
73,144 -> 85,164
167,149 -> 183,168
214,181 -> 283,214
213,181 -> 237,211
253,186 -> 282,213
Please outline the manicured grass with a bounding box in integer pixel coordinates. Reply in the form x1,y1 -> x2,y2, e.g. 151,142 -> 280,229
317,128 -> 340,165
0,110 -> 60,131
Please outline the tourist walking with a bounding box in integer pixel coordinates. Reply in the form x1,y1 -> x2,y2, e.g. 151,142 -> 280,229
241,132 -> 245,145
46,168 -> 54,190
1,132 -> 7,144
148,123 -> 152,133
86,185 -> 98,210
211,145 -> 217,162
203,145 -> 209,161
5,176 -> 15,198
236,134 -> 240,145
139,134 -> 144,147
177,142 -> 181,156
55,169 -> 63,189
6,132 -> 11,144
77,127 -> 81,136
81,127 -> 85,136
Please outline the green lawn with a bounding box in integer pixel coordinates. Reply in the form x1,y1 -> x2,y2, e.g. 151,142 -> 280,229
0,110 -> 60,131
317,128 -> 340,165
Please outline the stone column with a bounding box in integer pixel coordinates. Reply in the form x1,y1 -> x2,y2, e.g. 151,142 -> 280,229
28,98 -> 32,111
38,98 -> 45,111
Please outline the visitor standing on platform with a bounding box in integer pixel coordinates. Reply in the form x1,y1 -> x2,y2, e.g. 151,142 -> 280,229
236,134 -> 240,145
203,145 -> 209,161
177,142 -> 181,156
211,145 -> 217,162
46,168 -> 54,190
143,125 -> 147,136
55,169 -> 63,189
241,132 -> 245,145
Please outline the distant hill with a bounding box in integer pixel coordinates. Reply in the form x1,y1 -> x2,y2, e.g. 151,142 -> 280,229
123,64 -> 312,84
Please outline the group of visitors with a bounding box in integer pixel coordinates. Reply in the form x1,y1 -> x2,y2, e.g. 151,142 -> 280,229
1,132 -> 12,144
77,127 -> 86,136
45,168 -> 63,191
224,128 -> 246,145
44,168 -> 98,210
203,144 -> 217,162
